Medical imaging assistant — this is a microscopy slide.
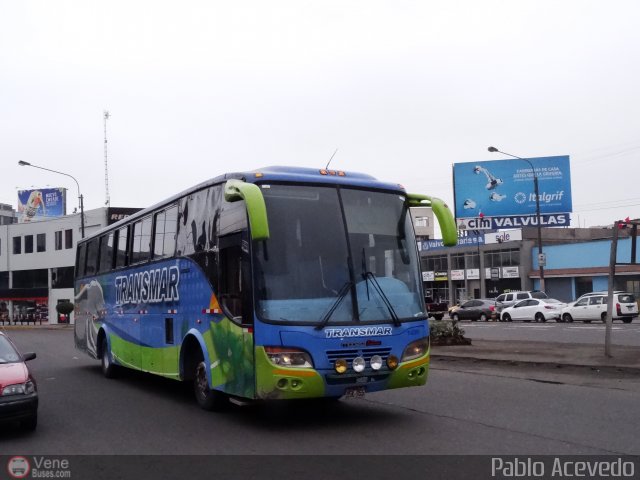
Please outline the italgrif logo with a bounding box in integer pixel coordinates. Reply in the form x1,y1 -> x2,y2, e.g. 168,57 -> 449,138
115,266 -> 180,305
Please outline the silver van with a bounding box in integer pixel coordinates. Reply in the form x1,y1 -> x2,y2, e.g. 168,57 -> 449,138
495,291 -> 548,312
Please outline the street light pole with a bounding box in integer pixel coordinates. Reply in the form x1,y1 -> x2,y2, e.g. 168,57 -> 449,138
18,160 -> 85,238
487,147 -> 545,292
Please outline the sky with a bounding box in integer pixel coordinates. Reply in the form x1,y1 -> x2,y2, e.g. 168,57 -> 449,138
2,0 -> 639,233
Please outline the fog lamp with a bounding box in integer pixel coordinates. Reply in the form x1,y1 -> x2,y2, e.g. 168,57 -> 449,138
370,355 -> 383,371
352,356 -> 365,373
387,355 -> 399,370
334,358 -> 348,374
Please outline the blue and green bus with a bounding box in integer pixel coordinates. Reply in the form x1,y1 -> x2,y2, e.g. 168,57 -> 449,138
74,166 -> 457,409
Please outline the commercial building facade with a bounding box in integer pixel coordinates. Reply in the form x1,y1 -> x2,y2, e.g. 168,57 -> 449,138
419,227 -> 640,306
0,208 -> 109,325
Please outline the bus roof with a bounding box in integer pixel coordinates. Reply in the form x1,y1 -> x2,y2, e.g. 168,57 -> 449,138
83,166 -> 407,241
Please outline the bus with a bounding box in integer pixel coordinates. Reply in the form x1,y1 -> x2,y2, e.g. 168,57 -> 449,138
74,166 -> 457,410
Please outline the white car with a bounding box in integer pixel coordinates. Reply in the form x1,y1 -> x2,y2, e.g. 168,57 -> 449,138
500,298 -> 567,323
561,292 -> 638,323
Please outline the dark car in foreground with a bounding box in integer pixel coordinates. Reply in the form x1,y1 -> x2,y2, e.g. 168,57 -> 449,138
449,299 -> 502,321
0,331 -> 38,431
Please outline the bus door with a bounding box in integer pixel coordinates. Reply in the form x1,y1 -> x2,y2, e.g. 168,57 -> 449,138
217,230 -> 255,398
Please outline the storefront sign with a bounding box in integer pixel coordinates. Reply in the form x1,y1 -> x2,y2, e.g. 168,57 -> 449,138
502,266 -> 520,278
466,269 -> 480,280
451,269 -> 465,280
422,271 -> 435,282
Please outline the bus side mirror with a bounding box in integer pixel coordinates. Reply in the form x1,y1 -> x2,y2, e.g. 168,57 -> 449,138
224,180 -> 270,241
406,193 -> 458,247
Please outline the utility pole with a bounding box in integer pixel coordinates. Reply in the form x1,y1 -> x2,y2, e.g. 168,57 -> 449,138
104,110 -> 110,207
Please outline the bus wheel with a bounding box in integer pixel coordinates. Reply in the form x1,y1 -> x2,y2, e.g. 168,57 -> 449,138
100,336 -> 117,379
194,361 -> 227,411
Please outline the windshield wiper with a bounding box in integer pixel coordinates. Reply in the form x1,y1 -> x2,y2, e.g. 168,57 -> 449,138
315,281 -> 353,330
361,271 -> 402,327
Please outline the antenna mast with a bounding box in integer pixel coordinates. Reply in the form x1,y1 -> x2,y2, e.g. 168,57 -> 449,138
103,110 -> 110,206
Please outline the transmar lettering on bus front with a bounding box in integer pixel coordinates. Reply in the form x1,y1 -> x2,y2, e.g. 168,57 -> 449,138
325,327 -> 393,338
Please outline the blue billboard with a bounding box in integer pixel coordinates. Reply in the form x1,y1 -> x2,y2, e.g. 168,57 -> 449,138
453,156 -> 572,219
17,188 -> 67,223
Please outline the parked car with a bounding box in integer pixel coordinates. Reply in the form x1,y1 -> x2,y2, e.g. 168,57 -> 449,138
494,291 -> 548,312
449,299 -> 501,321
561,292 -> 638,323
0,332 -> 38,430
500,298 -> 567,323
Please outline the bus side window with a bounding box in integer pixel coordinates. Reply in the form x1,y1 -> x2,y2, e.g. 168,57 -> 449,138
219,233 -> 243,321
85,239 -> 99,276
116,226 -> 129,268
76,243 -> 87,278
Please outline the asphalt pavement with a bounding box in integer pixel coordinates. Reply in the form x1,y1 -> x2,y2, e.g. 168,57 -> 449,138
3,322 -> 640,373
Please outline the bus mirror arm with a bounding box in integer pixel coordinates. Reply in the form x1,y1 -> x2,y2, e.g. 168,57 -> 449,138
406,193 -> 458,247
224,180 -> 270,241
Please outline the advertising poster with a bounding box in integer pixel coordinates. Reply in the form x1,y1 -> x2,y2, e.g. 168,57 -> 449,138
17,188 -> 66,223
453,156 -> 572,220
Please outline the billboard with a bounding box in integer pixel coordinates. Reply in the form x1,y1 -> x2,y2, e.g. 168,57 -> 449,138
17,188 -> 67,223
453,156 -> 572,220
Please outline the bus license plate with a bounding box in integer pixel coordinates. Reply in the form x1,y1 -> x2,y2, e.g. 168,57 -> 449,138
345,387 -> 366,399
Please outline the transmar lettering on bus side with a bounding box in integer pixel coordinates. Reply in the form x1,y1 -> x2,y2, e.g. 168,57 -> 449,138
115,266 -> 180,305
325,327 -> 393,339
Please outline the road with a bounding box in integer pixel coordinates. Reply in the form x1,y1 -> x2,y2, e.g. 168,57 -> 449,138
1,328 -> 640,456
459,320 -> 640,346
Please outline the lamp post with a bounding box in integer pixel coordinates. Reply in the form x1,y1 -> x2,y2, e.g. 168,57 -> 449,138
18,160 -> 85,238
487,147 -> 545,292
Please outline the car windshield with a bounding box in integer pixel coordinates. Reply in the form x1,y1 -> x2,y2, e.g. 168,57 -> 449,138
253,184 -> 424,325
619,294 -> 635,303
531,291 -> 548,299
0,336 -> 21,364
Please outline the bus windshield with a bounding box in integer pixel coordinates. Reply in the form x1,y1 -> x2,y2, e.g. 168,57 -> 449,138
254,184 -> 424,325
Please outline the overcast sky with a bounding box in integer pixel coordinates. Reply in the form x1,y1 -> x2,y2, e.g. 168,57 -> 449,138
2,0 -> 639,232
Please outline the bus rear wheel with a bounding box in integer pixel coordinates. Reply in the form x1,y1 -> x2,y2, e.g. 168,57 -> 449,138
100,336 -> 117,378
194,361 -> 227,411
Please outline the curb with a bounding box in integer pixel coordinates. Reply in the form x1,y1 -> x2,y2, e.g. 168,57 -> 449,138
0,324 -> 74,331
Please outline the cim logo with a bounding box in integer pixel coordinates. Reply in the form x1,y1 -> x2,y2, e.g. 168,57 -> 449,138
7,457 -> 30,479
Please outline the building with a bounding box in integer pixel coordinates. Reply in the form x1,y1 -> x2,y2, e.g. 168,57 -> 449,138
418,227 -> 640,305
0,203 -> 17,226
0,208 -> 111,325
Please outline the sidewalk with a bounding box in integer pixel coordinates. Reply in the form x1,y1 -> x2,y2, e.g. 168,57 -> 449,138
0,322 -> 73,330
431,339 -> 640,372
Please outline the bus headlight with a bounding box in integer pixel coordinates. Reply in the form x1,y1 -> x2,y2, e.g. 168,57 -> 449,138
264,347 -> 313,368
401,337 -> 429,362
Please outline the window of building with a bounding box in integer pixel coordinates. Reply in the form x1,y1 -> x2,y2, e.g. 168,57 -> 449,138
65,229 -> 73,249
37,233 -> 46,252
484,248 -> 519,268
422,255 -> 448,272
13,269 -> 48,288
414,217 -> 429,228
13,237 -> 21,254
465,252 -> 480,269
450,253 -> 466,270
52,266 -> 74,289
24,235 -> 34,254
55,231 -> 63,250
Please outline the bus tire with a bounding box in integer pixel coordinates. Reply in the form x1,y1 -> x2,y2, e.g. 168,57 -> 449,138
194,360 -> 227,411
100,335 -> 118,379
